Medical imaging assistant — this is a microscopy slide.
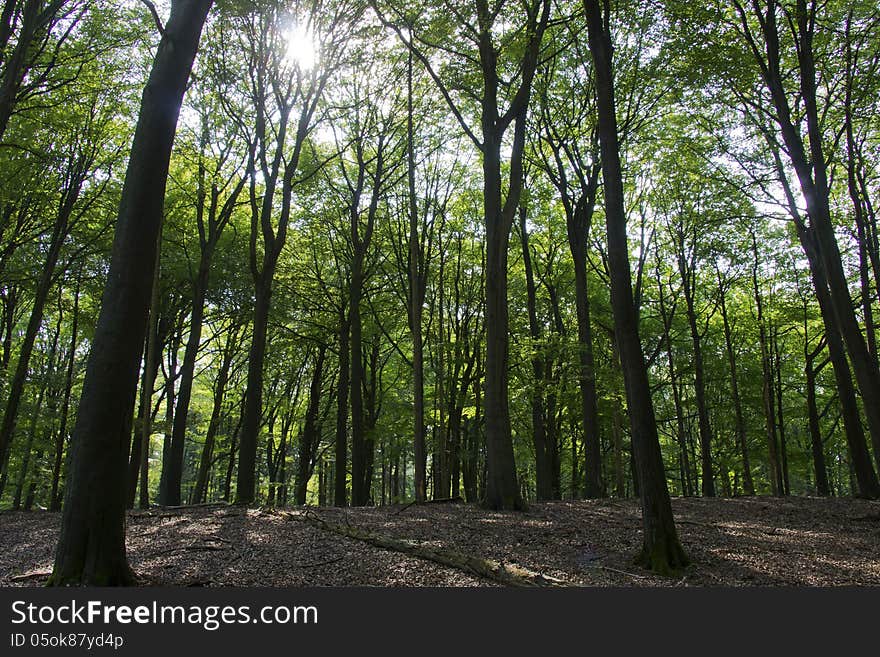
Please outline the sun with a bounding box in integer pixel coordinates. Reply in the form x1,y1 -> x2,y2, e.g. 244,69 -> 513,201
284,23 -> 318,71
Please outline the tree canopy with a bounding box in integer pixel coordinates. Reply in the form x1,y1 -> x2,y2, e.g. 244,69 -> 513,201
0,0 -> 879,582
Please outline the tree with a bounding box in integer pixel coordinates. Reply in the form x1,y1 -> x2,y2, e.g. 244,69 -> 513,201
48,0 -> 212,585
231,0 -> 357,505
584,0 -> 687,574
162,90 -> 248,506
376,0 -> 550,509
727,0 -> 880,464
532,32 -> 603,498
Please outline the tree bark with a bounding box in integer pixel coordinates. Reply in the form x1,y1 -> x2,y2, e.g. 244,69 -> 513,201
0,157 -> 86,482
656,271 -> 693,497
126,225 -> 163,509
49,268 -> 81,511
751,232 -> 783,496
406,43 -> 427,503
48,0 -> 212,586
519,203 -> 550,499
477,0 -> 548,511
798,226 -> 880,498
677,231 -> 714,497
585,0 -> 687,574
805,344 -> 830,497
749,0 -> 880,462
334,307 -> 350,507
190,322 -> 239,505
716,269 -> 754,495
295,344 -> 327,505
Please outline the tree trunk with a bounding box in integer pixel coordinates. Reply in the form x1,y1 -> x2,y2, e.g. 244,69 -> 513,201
798,226 -> 880,498
475,0 -> 548,510
678,245 -> 714,497
482,135 -> 523,510
756,0 -> 880,464
295,345 -> 326,505
407,45 -> 427,503
568,202 -> 601,498
12,320 -> 56,509
0,195 -> 77,482
805,348 -> 830,496
190,323 -> 238,505
717,271 -> 754,495
751,233 -> 783,496
657,274 -> 693,497
222,409 -> 242,503
127,226 -> 163,509
158,333 -> 179,504
334,307 -> 350,507
585,0 -> 687,574
236,279 -> 271,504
772,327 -> 790,496
48,0 -> 212,586
166,264 -> 209,506
49,269 -> 81,511
350,259 -> 367,506
519,204 -> 550,499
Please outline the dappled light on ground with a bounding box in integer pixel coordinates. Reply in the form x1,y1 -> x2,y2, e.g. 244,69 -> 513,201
1,497 -> 877,586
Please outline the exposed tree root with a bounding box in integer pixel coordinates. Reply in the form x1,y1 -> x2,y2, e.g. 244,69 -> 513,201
285,510 -> 575,588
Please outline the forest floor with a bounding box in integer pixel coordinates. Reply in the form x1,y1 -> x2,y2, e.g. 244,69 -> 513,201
1,496 -> 879,587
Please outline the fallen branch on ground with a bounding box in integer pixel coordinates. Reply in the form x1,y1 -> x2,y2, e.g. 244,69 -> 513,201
10,570 -> 51,582
393,496 -> 464,515
285,509 -> 575,588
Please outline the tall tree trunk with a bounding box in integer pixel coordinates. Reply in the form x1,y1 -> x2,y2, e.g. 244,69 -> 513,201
406,44 -> 427,503
167,265 -> 208,506
295,345 -> 326,505
805,346 -> 830,497
799,226 -> 880,498
48,0 -> 212,586
223,408 -> 243,503
190,323 -> 238,505
567,200 -> 601,498
13,318 -> 57,509
236,277 -> 272,504
717,271 -> 754,495
678,243 -> 714,496
763,113 -> 880,498
334,307 -> 350,507
361,335 -> 380,503
0,195 -> 77,482
752,0 -> 880,461
482,133 -> 523,510
158,334 -> 179,504
49,269 -> 81,511
585,0 -> 687,574
657,273 -> 693,497
475,0 -> 548,510
350,260 -> 367,506
519,204 -> 550,499
751,233 -> 783,496
611,393 -> 625,497
126,226 -> 163,509
772,327 -> 790,496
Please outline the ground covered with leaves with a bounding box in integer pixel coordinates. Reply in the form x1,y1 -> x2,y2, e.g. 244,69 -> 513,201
1,496 -> 878,587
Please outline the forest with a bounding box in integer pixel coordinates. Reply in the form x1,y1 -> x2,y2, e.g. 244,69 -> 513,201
0,0 -> 879,587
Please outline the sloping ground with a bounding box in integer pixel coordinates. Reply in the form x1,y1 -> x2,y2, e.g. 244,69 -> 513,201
1,496 -> 878,587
